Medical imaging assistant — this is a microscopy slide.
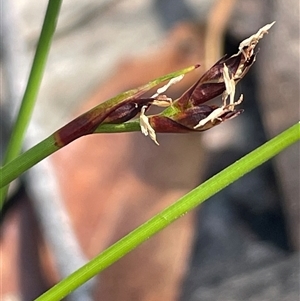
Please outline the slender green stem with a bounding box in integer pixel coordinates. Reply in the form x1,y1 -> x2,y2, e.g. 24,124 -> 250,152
0,135 -> 59,189
0,121 -> 140,188
3,0 -> 62,163
0,0 -> 63,206
35,122 -> 300,301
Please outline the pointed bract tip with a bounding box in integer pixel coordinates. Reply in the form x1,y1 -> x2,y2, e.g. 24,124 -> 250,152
238,21 -> 276,53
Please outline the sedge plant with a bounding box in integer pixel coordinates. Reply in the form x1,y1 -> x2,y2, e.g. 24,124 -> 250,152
0,2 -> 299,300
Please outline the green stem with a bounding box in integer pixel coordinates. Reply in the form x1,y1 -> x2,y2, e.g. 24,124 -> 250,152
35,122 -> 300,301
0,121 -> 140,188
0,0 -> 63,206
0,136 -> 59,189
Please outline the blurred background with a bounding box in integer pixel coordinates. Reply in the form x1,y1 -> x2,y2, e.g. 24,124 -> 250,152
1,0 -> 299,300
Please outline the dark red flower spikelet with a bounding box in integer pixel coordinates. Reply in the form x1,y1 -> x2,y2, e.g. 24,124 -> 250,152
56,23 -> 275,147
139,22 -> 275,144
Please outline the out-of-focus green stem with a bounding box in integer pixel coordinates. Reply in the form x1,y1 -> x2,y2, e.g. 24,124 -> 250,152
0,0 -> 62,207
34,122 -> 300,301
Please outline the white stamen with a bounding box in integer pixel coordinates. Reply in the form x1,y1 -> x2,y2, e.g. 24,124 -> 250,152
194,107 -> 224,129
194,95 -> 244,129
222,63 -> 236,110
139,105 -> 159,145
238,22 -> 275,58
151,74 -> 184,98
152,95 -> 173,107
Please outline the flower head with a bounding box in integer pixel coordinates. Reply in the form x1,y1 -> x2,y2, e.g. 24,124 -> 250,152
137,22 -> 275,144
